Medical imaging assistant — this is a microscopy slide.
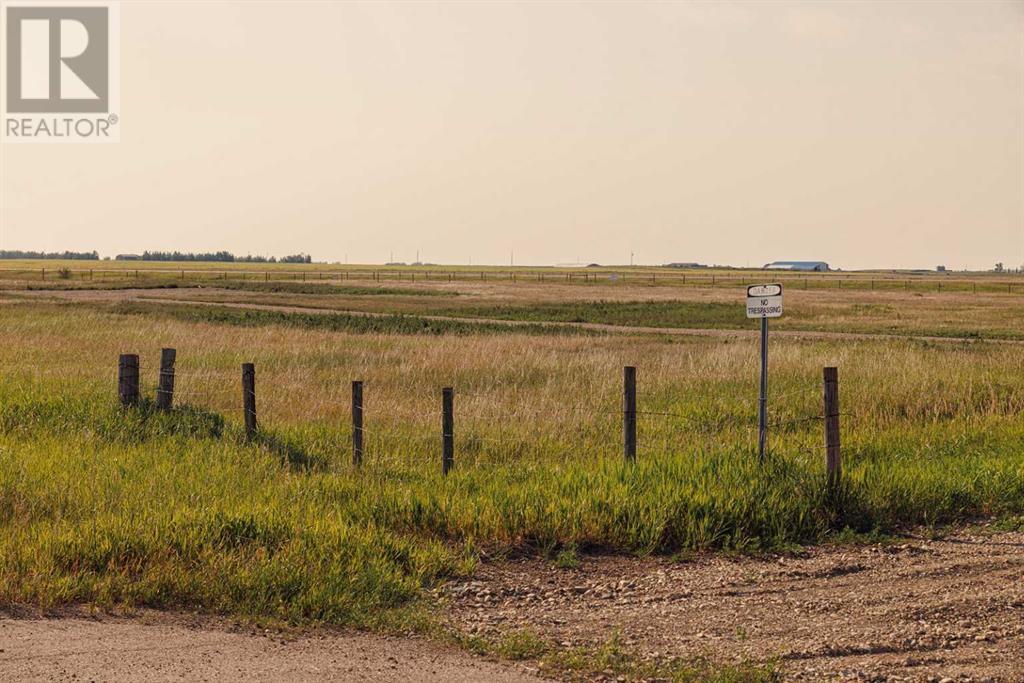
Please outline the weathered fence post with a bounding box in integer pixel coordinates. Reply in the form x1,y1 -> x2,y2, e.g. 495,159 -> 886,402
352,380 -> 364,466
242,363 -> 257,439
156,348 -> 176,410
442,387 -> 454,475
823,367 -> 841,491
623,366 -> 637,462
118,354 -> 140,407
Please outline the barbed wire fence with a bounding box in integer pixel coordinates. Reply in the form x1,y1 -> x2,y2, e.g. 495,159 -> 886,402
1,265 -> 1023,296
1,347 -> 847,491
91,348 -> 847,491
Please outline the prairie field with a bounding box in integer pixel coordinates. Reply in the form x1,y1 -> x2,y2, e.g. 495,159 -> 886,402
1,265 -> 1023,679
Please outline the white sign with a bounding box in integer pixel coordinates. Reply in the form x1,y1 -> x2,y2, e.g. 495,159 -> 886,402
746,283 -> 783,318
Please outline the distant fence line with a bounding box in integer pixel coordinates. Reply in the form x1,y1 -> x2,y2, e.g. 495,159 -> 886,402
1,266 -> 1022,294
115,348 -> 843,493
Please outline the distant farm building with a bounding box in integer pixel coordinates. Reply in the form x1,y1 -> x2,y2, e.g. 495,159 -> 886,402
764,261 -> 829,272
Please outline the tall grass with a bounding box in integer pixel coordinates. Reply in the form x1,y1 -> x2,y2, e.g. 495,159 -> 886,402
0,304 -> 1023,627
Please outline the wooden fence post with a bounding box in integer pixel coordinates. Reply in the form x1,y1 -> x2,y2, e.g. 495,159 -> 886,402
442,387 -> 454,475
118,354 -> 140,407
242,363 -> 257,439
156,348 -> 176,410
823,367 -> 841,491
623,366 -> 637,462
352,380 -> 364,466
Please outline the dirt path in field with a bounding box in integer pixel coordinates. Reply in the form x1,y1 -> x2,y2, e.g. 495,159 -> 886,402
0,611 -> 541,682
12,287 -> 1022,346
447,529 -> 1024,681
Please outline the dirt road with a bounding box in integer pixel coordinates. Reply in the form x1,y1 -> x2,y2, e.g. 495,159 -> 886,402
0,612 -> 541,682
12,287 -> 1019,346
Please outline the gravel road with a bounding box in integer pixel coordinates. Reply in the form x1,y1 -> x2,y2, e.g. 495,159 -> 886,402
0,612 -> 541,682
446,529 -> 1024,681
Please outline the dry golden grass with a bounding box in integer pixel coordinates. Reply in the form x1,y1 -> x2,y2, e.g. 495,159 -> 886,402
1,286 -> 1023,635
29,276 -> 1023,341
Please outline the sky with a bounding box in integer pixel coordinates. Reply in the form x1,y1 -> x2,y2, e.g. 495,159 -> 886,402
0,0 -> 1021,270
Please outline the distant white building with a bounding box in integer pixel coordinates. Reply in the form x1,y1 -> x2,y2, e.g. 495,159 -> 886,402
764,261 -> 829,272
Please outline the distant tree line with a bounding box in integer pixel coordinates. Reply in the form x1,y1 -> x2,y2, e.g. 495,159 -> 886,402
0,250 -> 99,260
121,251 -> 313,264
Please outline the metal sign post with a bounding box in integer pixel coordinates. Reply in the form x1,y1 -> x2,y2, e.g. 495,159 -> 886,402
759,316 -> 768,458
746,284 -> 783,459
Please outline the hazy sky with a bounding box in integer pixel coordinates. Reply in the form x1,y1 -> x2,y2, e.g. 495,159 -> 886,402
1,0 -> 1021,269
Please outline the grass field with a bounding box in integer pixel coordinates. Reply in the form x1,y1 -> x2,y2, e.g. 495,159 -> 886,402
2,264 -> 1024,677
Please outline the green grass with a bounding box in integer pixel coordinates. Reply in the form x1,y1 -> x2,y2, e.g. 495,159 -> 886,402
105,301 -> 599,337
1,384 -> 1023,630
431,300 -> 747,329
542,632 -> 782,682
488,629 -> 782,683
213,281 -> 454,297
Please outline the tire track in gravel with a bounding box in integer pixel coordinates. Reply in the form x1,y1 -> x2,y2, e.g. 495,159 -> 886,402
444,530 -> 1024,681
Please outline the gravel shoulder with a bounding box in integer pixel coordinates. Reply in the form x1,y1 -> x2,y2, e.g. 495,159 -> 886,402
446,530 -> 1024,682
